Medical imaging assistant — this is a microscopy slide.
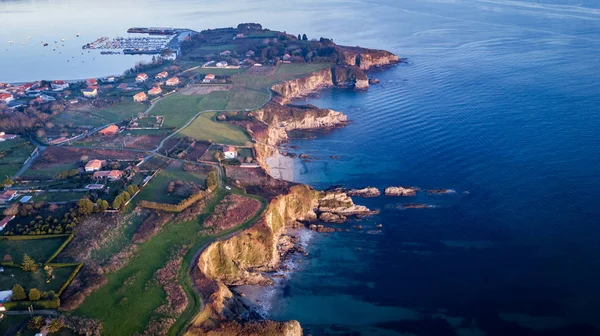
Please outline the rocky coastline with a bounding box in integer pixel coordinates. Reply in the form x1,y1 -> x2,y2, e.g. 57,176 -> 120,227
188,47 -> 400,335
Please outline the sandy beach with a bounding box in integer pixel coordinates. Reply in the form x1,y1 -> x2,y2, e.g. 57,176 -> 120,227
265,149 -> 296,181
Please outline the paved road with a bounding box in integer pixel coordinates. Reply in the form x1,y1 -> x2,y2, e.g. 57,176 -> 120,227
4,310 -> 58,316
14,136 -> 46,178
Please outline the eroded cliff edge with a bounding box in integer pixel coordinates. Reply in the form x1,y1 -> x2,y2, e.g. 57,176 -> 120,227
271,46 -> 399,103
187,47 -> 398,335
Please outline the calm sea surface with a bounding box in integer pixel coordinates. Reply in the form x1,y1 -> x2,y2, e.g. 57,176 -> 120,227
3,0 -> 600,335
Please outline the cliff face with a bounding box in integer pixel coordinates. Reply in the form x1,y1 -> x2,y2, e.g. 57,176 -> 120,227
271,64 -> 375,103
197,185 -> 318,285
271,67 -> 334,103
185,277 -> 302,336
249,102 -> 348,172
336,46 -> 400,70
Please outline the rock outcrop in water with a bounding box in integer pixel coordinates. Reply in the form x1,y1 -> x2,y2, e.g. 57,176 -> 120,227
347,187 -> 381,198
198,185 -> 319,285
385,186 -> 420,196
197,185 -> 373,285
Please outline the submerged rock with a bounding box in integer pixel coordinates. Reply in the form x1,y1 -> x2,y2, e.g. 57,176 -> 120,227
385,186 -> 419,196
427,189 -> 455,195
403,203 -> 432,209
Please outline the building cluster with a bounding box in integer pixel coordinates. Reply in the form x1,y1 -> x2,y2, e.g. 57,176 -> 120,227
132,72 -> 180,103
0,81 -> 52,109
84,159 -> 124,182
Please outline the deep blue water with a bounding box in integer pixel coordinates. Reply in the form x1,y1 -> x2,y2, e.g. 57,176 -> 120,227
263,1 -> 600,335
3,0 -> 600,334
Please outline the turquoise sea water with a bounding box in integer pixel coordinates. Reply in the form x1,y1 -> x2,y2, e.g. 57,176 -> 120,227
2,0 -> 600,335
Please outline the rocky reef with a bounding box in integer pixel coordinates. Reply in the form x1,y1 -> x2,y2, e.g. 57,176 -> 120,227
346,187 -> 381,198
385,186 -> 420,196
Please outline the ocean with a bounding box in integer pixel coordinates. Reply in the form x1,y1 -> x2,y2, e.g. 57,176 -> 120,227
2,0 -> 600,335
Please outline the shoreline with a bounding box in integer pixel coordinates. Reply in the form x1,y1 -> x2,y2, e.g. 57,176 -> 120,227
232,227 -> 316,318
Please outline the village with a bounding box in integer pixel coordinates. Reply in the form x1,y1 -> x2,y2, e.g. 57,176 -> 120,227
0,22 -> 375,335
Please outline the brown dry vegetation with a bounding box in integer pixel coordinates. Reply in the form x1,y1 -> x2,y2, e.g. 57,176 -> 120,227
102,244 -> 139,274
132,212 -> 175,244
203,194 -> 261,233
33,146 -> 144,168
225,166 -> 290,197
80,134 -> 165,150
137,247 -> 189,336
60,213 -> 125,262
61,263 -> 108,311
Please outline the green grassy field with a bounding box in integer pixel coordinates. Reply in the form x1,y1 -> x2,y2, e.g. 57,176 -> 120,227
149,95 -> 203,129
274,62 -> 333,77
0,315 -> 29,335
225,87 -> 269,110
230,62 -> 332,93
23,162 -> 79,179
196,91 -> 229,111
33,191 -> 89,203
237,148 -> 254,158
76,187 -> 267,336
0,139 -> 36,177
0,236 -> 68,264
52,109 -> 108,127
75,191 -> 224,336
179,111 -> 251,146
89,100 -> 148,122
192,68 -> 246,76
0,265 -> 77,292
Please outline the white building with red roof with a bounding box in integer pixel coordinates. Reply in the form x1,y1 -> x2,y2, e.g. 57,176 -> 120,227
0,93 -> 14,103
51,80 -> 69,91
136,73 -> 149,83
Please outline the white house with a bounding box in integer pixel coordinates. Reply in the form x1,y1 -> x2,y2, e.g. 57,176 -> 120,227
51,80 -> 70,91
223,145 -> 237,159
0,93 -> 14,104
216,61 -> 228,68
136,73 -> 149,83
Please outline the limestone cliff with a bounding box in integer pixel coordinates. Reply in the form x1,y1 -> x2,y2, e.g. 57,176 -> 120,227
197,185 -> 318,285
185,276 -> 302,336
196,185 -> 371,286
248,102 -> 348,173
336,46 -> 401,70
271,65 -> 372,103
193,186 -> 372,335
271,67 -> 334,103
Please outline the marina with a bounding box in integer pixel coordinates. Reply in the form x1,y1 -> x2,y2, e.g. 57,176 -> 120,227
82,35 -> 175,54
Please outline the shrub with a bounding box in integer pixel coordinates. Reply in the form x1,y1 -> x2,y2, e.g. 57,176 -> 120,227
12,284 -> 26,301
2,177 -> 14,186
206,170 -> 218,191
21,254 -> 37,272
48,318 -> 64,333
4,297 -> 60,310
28,316 -> 44,330
28,288 -> 41,301
77,198 -> 95,216
139,190 -> 209,213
